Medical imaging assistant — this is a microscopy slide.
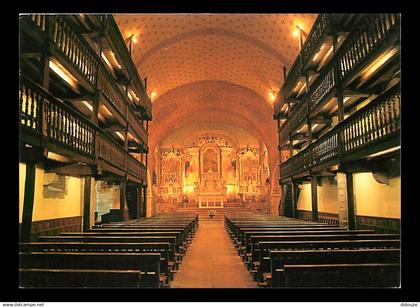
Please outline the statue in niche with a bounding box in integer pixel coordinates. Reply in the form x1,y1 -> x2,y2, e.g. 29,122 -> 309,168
203,148 -> 218,173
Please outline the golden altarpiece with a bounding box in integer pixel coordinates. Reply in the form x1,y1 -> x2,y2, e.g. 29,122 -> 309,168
156,136 -> 269,208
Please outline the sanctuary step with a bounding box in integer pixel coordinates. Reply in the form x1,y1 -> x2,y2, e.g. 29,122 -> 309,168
176,207 -> 256,221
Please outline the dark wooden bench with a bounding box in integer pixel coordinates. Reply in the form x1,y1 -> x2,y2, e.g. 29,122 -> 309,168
20,252 -> 163,287
89,228 -> 191,246
62,231 -> 185,255
281,263 -> 400,287
20,241 -> 176,280
240,229 -> 375,256
19,268 -> 141,288
254,239 -> 401,273
268,248 -> 400,287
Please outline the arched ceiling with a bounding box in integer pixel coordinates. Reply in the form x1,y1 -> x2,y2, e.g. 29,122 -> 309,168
114,14 -> 318,186
146,80 -> 279,172
115,14 -> 318,102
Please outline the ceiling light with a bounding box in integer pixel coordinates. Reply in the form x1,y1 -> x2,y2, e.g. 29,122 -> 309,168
361,47 -> 399,81
268,91 -> 277,102
115,131 -> 125,141
49,60 -> 78,89
366,146 -> 400,159
150,92 -> 157,101
101,52 -> 113,70
81,100 -> 93,112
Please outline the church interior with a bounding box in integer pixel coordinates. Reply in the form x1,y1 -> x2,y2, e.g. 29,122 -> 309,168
19,13 -> 401,288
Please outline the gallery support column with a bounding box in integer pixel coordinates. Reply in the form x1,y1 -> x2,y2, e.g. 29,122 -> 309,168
20,163 -> 36,242
311,176 -> 319,222
83,176 -> 92,232
337,172 -> 356,229
143,184 -> 148,217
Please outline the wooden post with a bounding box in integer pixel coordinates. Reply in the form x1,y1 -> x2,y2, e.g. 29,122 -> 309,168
283,66 -> 287,81
120,180 -> 126,213
20,163 -> 36,242
290,181 -> 297,218
137,185 -> 143,218
83,176 -> 92,232
143,184 -> 147,217
346,173 -> 356,230
311,176 -> 318,222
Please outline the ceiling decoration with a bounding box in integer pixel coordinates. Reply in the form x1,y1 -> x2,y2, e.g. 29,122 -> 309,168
114,14 -> 318,181
115,14 -> 317,101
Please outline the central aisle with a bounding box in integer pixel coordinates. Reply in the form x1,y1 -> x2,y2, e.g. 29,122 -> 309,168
171,220 -> 257,288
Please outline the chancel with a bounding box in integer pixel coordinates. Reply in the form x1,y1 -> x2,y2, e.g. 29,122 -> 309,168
19,13 -> 400,288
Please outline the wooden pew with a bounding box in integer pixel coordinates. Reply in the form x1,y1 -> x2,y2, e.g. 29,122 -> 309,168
255,239 -> 401,275
268,248 -> 400,287
20,252 -> 162,287
240,229 -> 375,256
249,233 -> 399,274
20,241 -> 175,280
281,263 -> 400,287
62,231 -> 185,255
20,268 -> 141,288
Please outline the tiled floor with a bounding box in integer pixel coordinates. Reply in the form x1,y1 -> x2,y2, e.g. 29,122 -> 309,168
171,220 -> 257,288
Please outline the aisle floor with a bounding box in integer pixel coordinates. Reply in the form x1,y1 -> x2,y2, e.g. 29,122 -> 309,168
171,220 -> 256,288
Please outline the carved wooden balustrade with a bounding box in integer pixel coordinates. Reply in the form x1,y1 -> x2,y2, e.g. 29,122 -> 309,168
338,14 -> 400,83
279,83 -> 400,180
127,153 -> 147,180
26,14 -> 100,88
279,121 -> 290,146
279,14 -> 336,104
97,65 -> 127,117
279,157 -> 293,179
100,15 -> 152,116
19,75 -> 147,183
340,83 -> 400,157
278,14 -> 400,146
20,75 -> 96,158
289,99 -> 309,132
127,106 -> 147,146
300,14 -> 333,65
22,14 -> 151,149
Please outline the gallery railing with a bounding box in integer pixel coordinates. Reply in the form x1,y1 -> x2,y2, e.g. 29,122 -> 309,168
19,75 -> 147,181
277,13 -> 400,143
279,83 -> 400,179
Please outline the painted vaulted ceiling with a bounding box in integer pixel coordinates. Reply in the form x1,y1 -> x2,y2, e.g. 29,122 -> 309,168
115,14 -> 317,176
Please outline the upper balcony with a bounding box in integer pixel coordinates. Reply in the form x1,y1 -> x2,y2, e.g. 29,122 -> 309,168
277,14 -> 400,149
20,14 -> 150,150
279,82 -> 400,182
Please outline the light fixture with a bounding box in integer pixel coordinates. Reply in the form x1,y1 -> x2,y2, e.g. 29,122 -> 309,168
128,89 -> 139,102
101,52 -> 113,70
115,131 -> 125,141
366,146 -> 400,159
361,47 -> 399,81
150,92 -> 157,101
49,59 -> 78,89
293,25 -> 302,37
268,90 -> 277,102
81,100 -> 93,112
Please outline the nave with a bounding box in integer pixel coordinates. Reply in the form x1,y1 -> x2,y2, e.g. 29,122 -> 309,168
171,220 -> 256,288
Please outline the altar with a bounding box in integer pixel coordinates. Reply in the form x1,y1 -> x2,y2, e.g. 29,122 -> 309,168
197,169 -> 225,208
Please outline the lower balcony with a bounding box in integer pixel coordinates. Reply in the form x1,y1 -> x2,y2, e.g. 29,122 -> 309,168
19,75 -> 147,184
279,82 -> 400,182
